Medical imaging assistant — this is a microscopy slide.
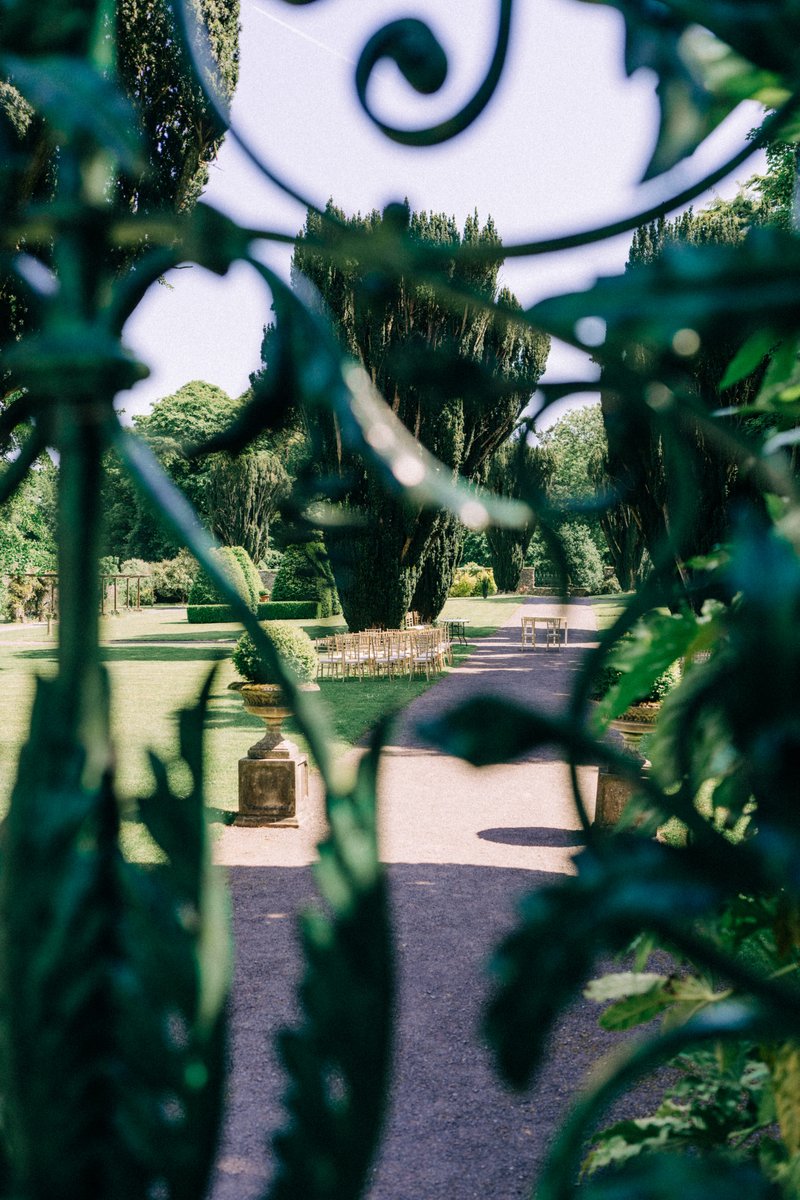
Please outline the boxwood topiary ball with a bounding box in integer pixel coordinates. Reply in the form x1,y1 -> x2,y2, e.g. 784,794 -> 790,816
232,621 -> 317,684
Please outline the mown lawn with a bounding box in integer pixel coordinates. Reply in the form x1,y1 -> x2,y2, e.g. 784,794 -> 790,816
0,595 -> 522,853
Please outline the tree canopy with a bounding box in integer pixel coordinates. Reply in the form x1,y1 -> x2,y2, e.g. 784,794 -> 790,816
283,200 -> 550,627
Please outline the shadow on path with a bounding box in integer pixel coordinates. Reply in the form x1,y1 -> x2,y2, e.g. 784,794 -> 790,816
212,598 -> 626,1199
213,861 -> 665,1200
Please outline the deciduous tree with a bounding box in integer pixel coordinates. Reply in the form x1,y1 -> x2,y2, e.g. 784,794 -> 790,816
485,439 -> 553,592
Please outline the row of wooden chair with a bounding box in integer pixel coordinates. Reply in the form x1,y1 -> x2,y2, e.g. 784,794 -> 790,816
315,628 -> 452,681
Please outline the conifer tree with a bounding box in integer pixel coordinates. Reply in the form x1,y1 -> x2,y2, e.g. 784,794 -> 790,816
602,204 -> 767,576
0,1 -> 240,394
285,202 -> 549,629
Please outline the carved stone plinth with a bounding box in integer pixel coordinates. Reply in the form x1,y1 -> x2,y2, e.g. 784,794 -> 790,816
594,767 -> 639,828
237,751 -> 307,827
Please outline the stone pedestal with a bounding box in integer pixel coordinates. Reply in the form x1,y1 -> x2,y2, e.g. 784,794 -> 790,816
594,767 -> 640,828
234,681 -> 316,827
237,746 -> 308,827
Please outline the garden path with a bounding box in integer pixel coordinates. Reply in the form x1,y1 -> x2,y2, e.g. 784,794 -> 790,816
212,599 -> 644,1200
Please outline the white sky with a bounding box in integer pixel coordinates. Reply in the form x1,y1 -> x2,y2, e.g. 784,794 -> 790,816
118,0 -> 766,428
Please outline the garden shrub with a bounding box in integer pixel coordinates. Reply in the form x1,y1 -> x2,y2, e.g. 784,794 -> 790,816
186,605 -> 237,624
449,562 -> 497,597
152,549 -> 198,603
232,620 -> 318,684
3,574 -> 48,622
590,657 -> 681,706
187,546 -> 256,613
259,601 -> 319,620
530,523 -> 606,594
272,542 -> 341,616
229,546 -> 263,608
459,529 -> 490,566
258,547 -> 284,570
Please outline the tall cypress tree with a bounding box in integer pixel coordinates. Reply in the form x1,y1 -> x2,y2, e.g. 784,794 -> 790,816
602,204 -> 767,578
0,1 -> 240,396
285,202 -> 549,629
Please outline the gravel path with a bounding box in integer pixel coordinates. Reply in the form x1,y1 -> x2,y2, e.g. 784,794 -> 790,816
211,599 -> 654,1200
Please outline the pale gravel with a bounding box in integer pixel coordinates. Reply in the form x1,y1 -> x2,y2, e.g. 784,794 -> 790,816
211,598 -> 664,1200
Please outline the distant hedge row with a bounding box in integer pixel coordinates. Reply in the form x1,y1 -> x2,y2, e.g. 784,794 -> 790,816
186,600 -> 320,624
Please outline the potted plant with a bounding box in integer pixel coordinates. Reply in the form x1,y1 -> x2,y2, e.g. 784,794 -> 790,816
589,655 -> 680,829
231,622 -> 319,826
232,621 -> 319,755
590,660 -> 679,754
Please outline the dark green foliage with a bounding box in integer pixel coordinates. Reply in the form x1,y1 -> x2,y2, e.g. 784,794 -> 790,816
285,201 -> 549,629
208,450 -> 290,564
410,512 -> 464,621
600,206 -> 769,584
459,528 -> 490,566
0,672 -> 228,1198
532,522 -> 605,593
258,600 -> 320,621
8,6 -> 800,1200
186,603 -> 239,623
229,545 -> 262,609
272,542 -> 340,618
0,3 -> 240,396
232,621 -> 317,684
115,0 -> 240,216
187,545 -> 255,612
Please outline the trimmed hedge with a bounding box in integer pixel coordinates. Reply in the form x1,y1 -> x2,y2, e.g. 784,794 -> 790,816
259,600 -> 319,620
186,600 -> 320,624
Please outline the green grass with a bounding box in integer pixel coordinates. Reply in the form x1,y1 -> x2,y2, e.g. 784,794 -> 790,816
0,596 -> 520,854
591,595 -> 632,631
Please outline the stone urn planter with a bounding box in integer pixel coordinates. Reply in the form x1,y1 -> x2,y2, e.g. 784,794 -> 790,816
241,682 -> 312,758
232,623 -> 320,828
595,703 -> 660,829
236,681 -> 319,828
608,702 -> 660,759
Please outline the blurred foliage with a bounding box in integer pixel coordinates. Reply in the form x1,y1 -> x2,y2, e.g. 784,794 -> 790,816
3,2 -> 800,1200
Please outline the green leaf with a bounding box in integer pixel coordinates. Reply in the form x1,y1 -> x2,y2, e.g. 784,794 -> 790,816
585,971 -> 668,1003
585,973 -> 676,1031
2,55 -> 144,171
593,608 -> 721,727
484,840 -> 728,1089
418,694 -> 598,767
0,673 -> 229,1199
768,1042 -> 800,1157
578,1151 -> 783,1200
721,328 -> 779,391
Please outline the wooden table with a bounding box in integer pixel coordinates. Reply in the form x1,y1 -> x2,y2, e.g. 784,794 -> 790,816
520,614 -> 568,649
440,617 -> 468,644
